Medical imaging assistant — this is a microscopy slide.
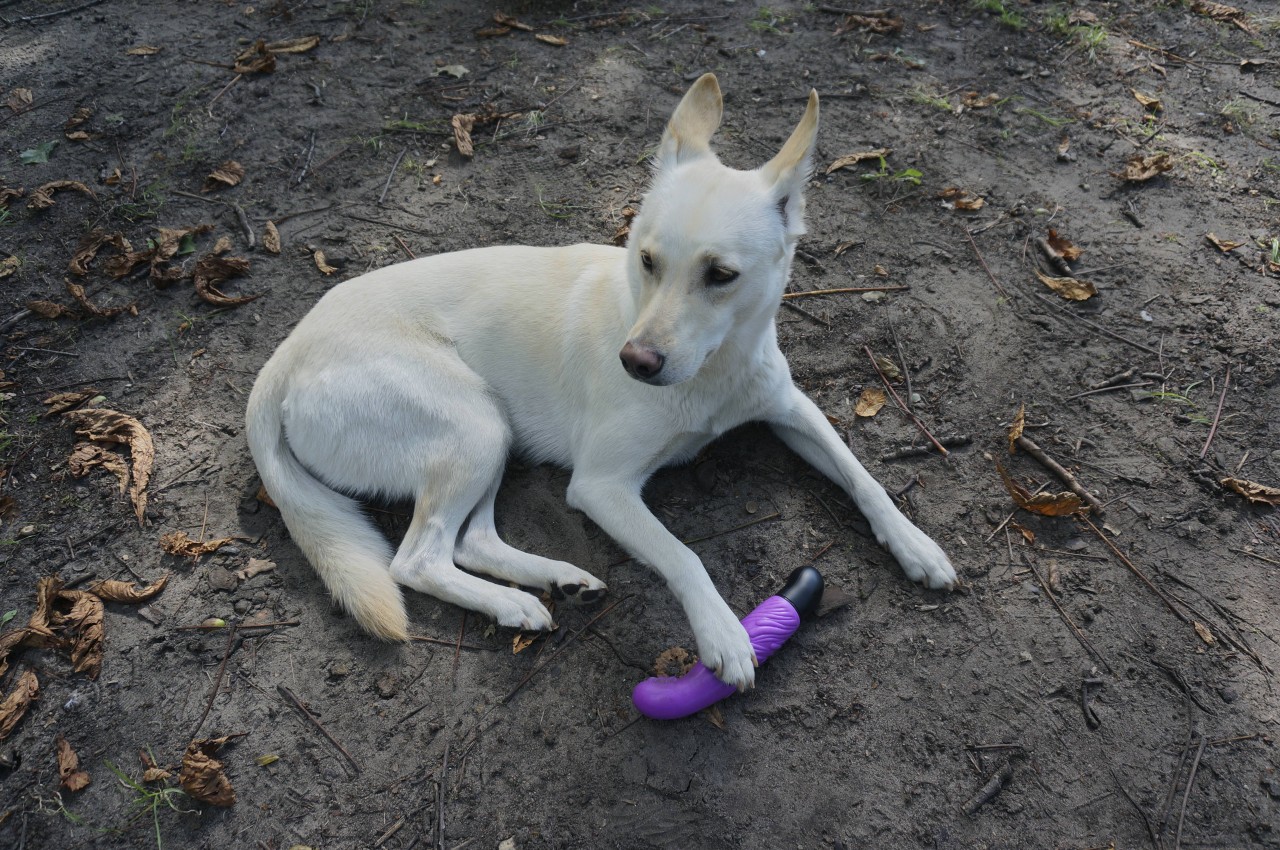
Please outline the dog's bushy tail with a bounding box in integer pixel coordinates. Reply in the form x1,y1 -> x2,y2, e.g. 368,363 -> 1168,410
246,369 -> 409,641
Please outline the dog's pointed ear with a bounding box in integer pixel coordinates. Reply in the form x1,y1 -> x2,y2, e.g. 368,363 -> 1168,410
656,73 -> 723,169
761,90 -> 820,239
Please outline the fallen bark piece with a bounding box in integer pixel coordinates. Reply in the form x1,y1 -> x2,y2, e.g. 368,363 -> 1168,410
0,669 -> 39,742
963,761 -> 1013,815
57,735 -> 92,792
62,408 -> 154,526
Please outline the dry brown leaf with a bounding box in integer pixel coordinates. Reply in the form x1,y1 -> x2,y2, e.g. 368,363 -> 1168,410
1189,0 -> 1255,32
1220,477 -> 1280,506
1035,269 -> 1097,301
825,147 -> 891,175
1112,152 -> 1173,182
212,235 -> 233,255
256,484 -> 277,509
702,703 -> 727,730
0,627 -> 33,679
126,45 -> 162,55
0,256 -> 19,279
87,575 -> 169,604
262,220 -> 281,254
854,387 -> 887,417
68,230 -> 116,276
7,87 -> 34,112
1047,229 -> 1083,262
27,576 -> 63,646
834,13 -> 903,35
57,590 -> 105,678
0,670 -> 39,742
142,767 -> 173,782
1131,89 -> 1162,111
64,106 -> 91,129
1008,403 -> 1025,455
233,39 -> 276,74
193,253 -> 258,306
534,33 -> 569,46
1205,232 -> 1244,253
873,355 -> 901,381
961,91 -> 1001,109
161,531 -> 238,557
451,113 -> 476,157
68,442 -> 130,494
0,184 -> 25,209
1057,135 -> 1073,160
203,160 -> 245,192
62,408 -> 154,526
57,736 -> 92,792
266,35 -> 320,54
1193,621 -> 1217,646
66,279 -> 135,318
314,250 -> 337,275
512,632 -> 535,654
180,736 -> 238,807
42,390 -> 98,416
996,462 -> 1088,517
939,187 -> 985,210
492,12 -> 534,31
475,26 -> 512,38
26,299 -> 71,319
27,180 -> 94,210
0,494 -> 14,520
653,646 -> 696,678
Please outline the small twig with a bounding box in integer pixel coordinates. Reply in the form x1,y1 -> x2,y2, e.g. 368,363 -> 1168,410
503,596 -> 630,703
1230,548 -> 1280,568
879,435 -> 971,462
1198,365 -> 1230,461
10,0 -> 107,23
277,685 -> 362,776
781,300 -> 831,327
341,212 -> 437,238
781,284 -> 908,300
609,512 -> 781,567
885,308 -> 912,413
435,741 -> 449,850
451,611 -> 466,679
191,624 -> 237,738
393,234 -> 416,259
1025,557 -> 1111,673
379,148 -> 408,206
1062,381 -> 1153,401
207,73 -> 243,115
230,202 -> 255,249
1240,90 -> 1280,109
1015,434 -> 1105,514
865,346 -> 949,456
1082,516 -> 1188,624
962,761 -> 1013,815
1175,737 -> 1206,850
1111,767 -> 1160,849
1031,292 -> 1160,356
407,634 -> 494,650
964,230 -> 1011,300
296,130 -> 317,184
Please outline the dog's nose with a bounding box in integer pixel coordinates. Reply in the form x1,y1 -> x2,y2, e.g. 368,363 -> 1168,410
620,341 -> 665,381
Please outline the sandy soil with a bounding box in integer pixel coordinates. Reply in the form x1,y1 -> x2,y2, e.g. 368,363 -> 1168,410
2,1 -> 1279,848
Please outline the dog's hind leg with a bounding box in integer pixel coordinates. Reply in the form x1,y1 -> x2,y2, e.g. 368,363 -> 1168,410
454,481 -> 607,602
388,411 -> 555,632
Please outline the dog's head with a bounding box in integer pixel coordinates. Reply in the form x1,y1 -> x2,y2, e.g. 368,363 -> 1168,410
621,73 -> 819,386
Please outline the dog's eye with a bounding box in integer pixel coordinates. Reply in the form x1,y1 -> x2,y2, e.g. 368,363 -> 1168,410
640,251 -> 654,273
707,266 -> 739,286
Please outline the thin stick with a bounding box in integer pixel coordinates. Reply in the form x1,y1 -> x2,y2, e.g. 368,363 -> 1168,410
1230,548 -> 1280,568
435,741 -> 449,850
865,346 -> 949,456
781,284 -> 908,300
781,300 -> 831,327
1082,516 -> 1188,623
1062,381 -> 1153,401
880,435 -> 972,461
608,512 -> 781,567
503,597 -> 629,703
407,634 -> 493,650
12,0 -> 107,23
1198,365 -> 1230,460
1031,293 -> 1161,356
277,685 -> 361,775
207,74 -> 242,115
1024,558 -> 1111,673
296,130 -> 317,184
451,612 -> 465,678
379,148 -> 408,206
1015,435 -> 1105,513
1175,737 -> 1206,850
393,234 -> 416,259
886,308 -> 913,413
191,624 -> 237,738
964,230 -> 1011,300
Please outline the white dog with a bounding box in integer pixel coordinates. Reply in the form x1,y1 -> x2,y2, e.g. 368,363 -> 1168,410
246,74 -> 955,689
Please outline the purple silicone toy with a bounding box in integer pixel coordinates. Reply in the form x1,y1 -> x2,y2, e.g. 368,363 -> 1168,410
632,566 -> 824,720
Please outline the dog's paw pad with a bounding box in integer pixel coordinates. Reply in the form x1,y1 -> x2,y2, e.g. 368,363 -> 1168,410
560,582 -> 581,596
578,587 -> 605,603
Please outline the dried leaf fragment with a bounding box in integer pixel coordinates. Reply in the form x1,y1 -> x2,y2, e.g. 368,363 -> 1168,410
1034,269 -> 1097,301
7,87 -> 34,112
961,91 -> 1001,109
492,12 -> 534,31
57,736 -> 92,792
855,387 -> 887,417
262,220 -> 281,254
266,35 -> 320,54
62,408 -> 154,526
66,279 -> 135,318
314,250 -> 337,275
68,442 -> 130,494
1131,89 -> 1162,112
27,180 -> 94,210
1205,232 -> 1244,253
203,161 -> 245,192
0,256 -> 19,279
1046,229 -> 1083,262
996,462 -> 1088,517
161,531 -> 238,557
0,670 -> 39,742
1189,0 -> 1255,32
42,390 -> 98,416
451,113 -> 476,158
1220,477 -> 1280,506
1008,403 -> 1025,455
68,230 -> 115,276
1193,621 -> 1217,646
87,575 -> 169,604
938,187 -> 985,210
826,148 -> 891,175
835,14 -> 903,35
653,646 -> 696,678
1112,152 -> 1173,183
126,45 -> 162,55
512,632 -> 535,654
233,39 -> 276,74
142,767 -> 173,782
180,736 -> 238,807
57,590 -> 105,678
873,355 -> 901,381
0,627 -> 33,679
193,253 -> 258,306
534,34 -> 569,46
256,484 -> 277,508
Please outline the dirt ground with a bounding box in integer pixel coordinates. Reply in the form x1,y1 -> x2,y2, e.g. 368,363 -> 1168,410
2,1 -> 1279,848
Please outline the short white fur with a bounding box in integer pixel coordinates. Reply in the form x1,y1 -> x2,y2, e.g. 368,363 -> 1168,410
246,74 -> 956,690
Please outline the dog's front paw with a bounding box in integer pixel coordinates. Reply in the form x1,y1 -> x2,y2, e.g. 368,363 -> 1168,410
492,589 -> 557,631
888,525 -> 956,590
691,603 -> 756,691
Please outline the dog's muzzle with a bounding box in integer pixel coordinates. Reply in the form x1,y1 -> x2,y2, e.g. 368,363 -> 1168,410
620,341 -> 666,383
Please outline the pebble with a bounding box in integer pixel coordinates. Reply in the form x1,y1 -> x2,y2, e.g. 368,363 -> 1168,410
328,662 -> 352,679
207,567 -> 239,592
233,599 -> 252,615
